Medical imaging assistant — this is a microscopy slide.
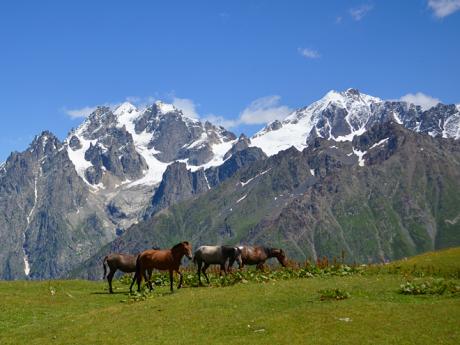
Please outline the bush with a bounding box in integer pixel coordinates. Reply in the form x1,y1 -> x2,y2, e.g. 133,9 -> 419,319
318,288 -> 350,301
399,278 -> 460,295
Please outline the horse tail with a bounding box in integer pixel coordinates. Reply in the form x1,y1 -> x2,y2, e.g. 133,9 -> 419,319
102,255 -> 108,279
135,254 -> 142,284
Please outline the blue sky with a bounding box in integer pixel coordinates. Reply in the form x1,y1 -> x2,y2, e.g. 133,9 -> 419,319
1,0 -> 459,161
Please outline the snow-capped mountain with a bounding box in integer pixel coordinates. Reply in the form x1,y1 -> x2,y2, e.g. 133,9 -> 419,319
1,89 -> 460,280
251,88 -> 460,156
66,100 -> 237,190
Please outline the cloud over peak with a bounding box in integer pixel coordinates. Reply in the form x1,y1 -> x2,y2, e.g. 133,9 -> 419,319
239,96 -> 292,125
400,92 -> 441,110
64,106 -> 98,119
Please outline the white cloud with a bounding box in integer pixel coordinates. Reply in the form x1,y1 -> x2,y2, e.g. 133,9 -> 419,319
126,95 -> 157,109
298,48 -> 321,59
172,97 -> 199,119
349,4 -> 373,21
400,92 -> 441,110
64,106 -> 98,119
63,94 -> 293,129
175,95 -> 292,128
201,114 -> 238,129
428,0 -> 460,17
239,96 -> 292,125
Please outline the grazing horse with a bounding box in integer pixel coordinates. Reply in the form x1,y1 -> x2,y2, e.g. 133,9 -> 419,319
103,253 -> 137,293
135,241 -> 193,292
230,246 -> 288,270
193,245 -> 243,285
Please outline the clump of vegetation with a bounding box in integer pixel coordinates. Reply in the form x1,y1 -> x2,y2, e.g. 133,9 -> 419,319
399,278 -> 460,296
318,288 -> 350,301
118,263 -> 363,292
126,289 -> 152,302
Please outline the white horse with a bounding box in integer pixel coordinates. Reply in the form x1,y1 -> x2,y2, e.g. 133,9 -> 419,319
193,245 -> 242,285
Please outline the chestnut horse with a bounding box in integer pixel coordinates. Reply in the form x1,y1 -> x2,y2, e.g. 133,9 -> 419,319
230,245 -> 288,270
135,241 -> 193,292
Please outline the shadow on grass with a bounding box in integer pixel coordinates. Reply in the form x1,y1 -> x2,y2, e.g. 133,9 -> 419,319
91,291 -> 130,295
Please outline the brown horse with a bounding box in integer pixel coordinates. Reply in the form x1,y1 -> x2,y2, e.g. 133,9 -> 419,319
229,246 -> 288,270
135,241 -> 193,292
103,253 -> 153,293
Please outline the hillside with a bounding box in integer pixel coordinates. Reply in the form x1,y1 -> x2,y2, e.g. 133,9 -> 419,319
1,248 -> 459,345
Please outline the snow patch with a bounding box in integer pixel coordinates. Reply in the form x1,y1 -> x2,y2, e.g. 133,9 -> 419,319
236,194 -> 247,203
23,176 -> 38,276
352,148 -> 366,167
240,168 -> 272,187
369,138 -> 389,150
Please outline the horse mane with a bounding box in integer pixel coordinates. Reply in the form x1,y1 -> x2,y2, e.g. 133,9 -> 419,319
264,247 -> 283,257
262,246 -> 273,256
171,241 -> 189,250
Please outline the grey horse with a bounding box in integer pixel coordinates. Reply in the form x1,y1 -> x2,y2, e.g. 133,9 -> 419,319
193,245 -> 242,285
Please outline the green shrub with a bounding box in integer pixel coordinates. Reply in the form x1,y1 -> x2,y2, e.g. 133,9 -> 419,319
399,278 -> 460,295
318,288 -> 350,301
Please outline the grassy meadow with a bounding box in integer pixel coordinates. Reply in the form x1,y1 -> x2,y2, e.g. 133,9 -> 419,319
0,248 -> 459,345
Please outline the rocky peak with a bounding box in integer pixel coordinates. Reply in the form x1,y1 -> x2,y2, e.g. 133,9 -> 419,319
251,89 -> 460,157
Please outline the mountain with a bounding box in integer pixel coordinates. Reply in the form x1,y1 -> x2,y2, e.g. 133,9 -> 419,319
251,88 -> 460,156
1,89 -> 460,280
78,121 -> 460,278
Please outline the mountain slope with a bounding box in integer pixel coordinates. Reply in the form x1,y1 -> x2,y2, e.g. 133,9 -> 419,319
2,89 -> 460,280
78,121 -> 460,278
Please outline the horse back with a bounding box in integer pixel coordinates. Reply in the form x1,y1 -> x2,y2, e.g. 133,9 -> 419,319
139,249 -> 174,270
107,253 -> 137,272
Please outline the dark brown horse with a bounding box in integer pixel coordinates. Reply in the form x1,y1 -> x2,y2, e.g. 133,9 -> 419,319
135,241 -> 193,292
103,253 -> 154,293
103,253 -> 136,294
229,245 -> 288,270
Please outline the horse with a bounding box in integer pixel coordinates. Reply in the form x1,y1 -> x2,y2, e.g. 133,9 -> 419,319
193,245 -> 243,285
103,247 -> 160,293
103,253 -> 139,293
229,245 -> 288,270
135,241 -> 193,292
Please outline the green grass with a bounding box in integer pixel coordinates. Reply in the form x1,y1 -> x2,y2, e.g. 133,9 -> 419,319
383,246 -> 460,278
1,249 -> 459,345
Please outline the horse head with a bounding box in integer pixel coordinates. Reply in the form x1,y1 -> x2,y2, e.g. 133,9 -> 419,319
234,247 -> 243,268
180,241 -> 193,260
270,248 -> 288,267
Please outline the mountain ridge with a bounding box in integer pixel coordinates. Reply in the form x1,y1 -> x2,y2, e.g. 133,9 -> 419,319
1,88 -> 460,279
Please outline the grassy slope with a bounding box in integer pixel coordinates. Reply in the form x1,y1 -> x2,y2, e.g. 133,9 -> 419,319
1,249 -> 459,345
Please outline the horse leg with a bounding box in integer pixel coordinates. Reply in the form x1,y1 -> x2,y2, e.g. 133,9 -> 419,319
256,261 -> 266,271
176,269 -> 183,289
129,272 -> 136,293
202,263 -> 210,284
136,269 -> 144,292
107,269 -> 115,294
169,269 -> 174,292
220,263 -> 226,276
197,260 -> 203,286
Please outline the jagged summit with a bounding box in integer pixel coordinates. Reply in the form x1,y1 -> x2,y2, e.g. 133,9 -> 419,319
65,100 -> 237,188
251,89 -> 460,156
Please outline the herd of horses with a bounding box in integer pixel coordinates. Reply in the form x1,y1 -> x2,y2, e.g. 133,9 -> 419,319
102,242 -> 288,294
